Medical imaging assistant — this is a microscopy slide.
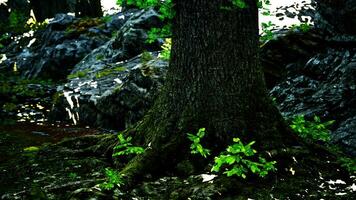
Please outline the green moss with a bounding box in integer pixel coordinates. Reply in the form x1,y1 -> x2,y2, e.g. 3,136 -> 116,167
96,66 -> 126,79
52,92 -> 64,105
67,69 -> 89,79
96,54 -> 105,61
24,146 -> 40,152
2,102 -> 17,112
141,51 -> 153,63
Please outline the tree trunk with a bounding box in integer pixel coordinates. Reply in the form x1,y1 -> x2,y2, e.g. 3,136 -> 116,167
30,0 -> 72,21
75,0 -> 103,18
120,0 -> 298,181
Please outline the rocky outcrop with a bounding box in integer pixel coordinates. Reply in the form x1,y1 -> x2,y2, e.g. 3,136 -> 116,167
315,0 -> 356,35
49,9 -> 165,130
0,10 -> 137,80
270,44 -> 356,155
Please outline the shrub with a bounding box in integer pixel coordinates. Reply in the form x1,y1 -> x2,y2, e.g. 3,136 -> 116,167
211,137 -> 276,178
99,168 -> 124,190
290,115 -> 334,142
112,134 -> 145,157
187,128 -> 211,158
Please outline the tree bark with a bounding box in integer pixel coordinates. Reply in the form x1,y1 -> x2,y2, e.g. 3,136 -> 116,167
30,0 -> 72,21
120,0 -> 298,181
75,0 -> 103,18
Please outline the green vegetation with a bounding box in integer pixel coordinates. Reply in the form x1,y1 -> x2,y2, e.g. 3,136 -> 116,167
290,115 -> 334,142
260,21 -> 275,43
141,51 -> 153,63
159,38 -> 171,61
0,33 -> 10,49
112,134 -> 145,157
0,77 -> 51,97
96,54 -> 105,61
2,102 -> 17,112
187,128 -> 276,178
8,10 -> 29,34
290,23 -> 311,32
67,69 -> 90,79
338,157 -> 356,174
26,18 -> 49,32
95,66 -> 126,79
211,137 -> 276,178
23,146 -> 40,152
68,172 -> 78,180
187,128 -> 211,158
99,168 -> 124,190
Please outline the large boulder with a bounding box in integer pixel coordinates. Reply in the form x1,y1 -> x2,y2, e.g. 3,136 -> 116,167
49,9 -> 165,129
270,41 -> 356,155
261,28 -> 326,88
0,10 -> 136,80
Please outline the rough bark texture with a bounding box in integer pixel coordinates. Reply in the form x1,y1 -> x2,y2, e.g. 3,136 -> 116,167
30,0 -> 73,21
120,0 -> 298,181
75,0 -> 103,18
30,0 -> 102,21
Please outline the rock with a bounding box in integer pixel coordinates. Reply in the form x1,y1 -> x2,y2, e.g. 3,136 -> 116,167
314,0 -> 356,35
261,28 -> 326,88
111,8 -> 162,60
49,9 -> 166,129
50,51 -> 167,130
271,48 -> 356,155
0,10 -> 139,80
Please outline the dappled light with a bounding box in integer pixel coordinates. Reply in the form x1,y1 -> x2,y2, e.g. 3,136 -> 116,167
0,0 -> 355,199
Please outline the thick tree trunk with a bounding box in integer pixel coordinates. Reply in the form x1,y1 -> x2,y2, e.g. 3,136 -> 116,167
120,0 -> 298,181
75,0 -> 103,18
30,0 -> 72,21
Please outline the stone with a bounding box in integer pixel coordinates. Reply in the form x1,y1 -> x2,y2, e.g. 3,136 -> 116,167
314,0 -> 356,35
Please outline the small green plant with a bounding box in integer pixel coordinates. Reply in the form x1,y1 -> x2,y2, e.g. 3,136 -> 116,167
187,128 -> 211,158
290,115 -> 334,142
68,172 -> 78,180
211,137 -> 276,178
260,21 -> 275,42
141,51 -> 153,63
2,102 -> 17,112
338,157 -> 356,174
0,34 -> 10,49
290,23 -> 311,32
8,10 -> 28,33
159,38 -> 171,61
26,18 -> 49,31
24,146 -> 40,152
112,133 -> 145,157
99,168 -> 124,190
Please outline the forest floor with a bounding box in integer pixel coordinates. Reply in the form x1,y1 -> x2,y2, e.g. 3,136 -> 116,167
0,124 -> 355,199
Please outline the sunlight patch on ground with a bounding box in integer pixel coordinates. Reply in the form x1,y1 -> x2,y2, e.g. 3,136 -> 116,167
201,174 -> 216,183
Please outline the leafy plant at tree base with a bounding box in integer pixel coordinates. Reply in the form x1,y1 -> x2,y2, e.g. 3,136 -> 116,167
187,128 -> 211,158
112,134 -> 145,157
211,137 -> 276,178
290,115 -> 334,142
99,168 -> 124,190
